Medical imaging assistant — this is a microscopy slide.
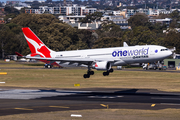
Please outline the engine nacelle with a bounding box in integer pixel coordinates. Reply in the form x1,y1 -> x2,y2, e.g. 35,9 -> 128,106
92,61 -> 111,71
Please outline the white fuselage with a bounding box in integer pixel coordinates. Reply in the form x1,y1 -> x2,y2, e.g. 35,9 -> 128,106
50,45 -> 172,66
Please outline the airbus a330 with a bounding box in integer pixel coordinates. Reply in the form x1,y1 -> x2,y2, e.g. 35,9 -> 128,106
19,27 -> 172,78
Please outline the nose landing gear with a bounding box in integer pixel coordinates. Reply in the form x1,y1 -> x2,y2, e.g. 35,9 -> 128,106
44,64 -> 52,68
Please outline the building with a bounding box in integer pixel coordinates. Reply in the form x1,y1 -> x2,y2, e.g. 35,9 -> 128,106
101,15 -> 129,27
68,22 -> 101,30
148,8 -> 171,17
0,7 -> 5,24
0,18 -> 5,24
164,59 -> 180,68
149,18 -> 172,27
163,28 -> 180,34
126,9 -> 137,18
25,5 -> 97,15
58,15 -> 86,23
6,1 -> 21,5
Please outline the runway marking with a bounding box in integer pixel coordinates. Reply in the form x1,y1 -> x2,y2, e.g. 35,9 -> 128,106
71,114 -> 82,117
0,82 -> 5,84
151,97 -> 180,100
49,106 -> 69,108
88,95 -> 123,99
100,104 -> 109,109
14,108 -> 33,110
74,84 -> 80,87
0,72 -> 7,75
160,103 -> 180,105
151,104 -> 156,107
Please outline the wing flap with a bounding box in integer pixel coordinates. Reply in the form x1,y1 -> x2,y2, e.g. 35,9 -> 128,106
25,56 -> 114,63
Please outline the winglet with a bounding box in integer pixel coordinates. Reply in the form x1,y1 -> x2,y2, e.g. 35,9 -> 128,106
123,42 -> 129,47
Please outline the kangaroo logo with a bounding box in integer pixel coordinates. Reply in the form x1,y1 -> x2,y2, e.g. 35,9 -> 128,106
24,34 -> 51,58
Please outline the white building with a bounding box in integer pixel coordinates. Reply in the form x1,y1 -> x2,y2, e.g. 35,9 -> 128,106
149,18 -> 172,27
25,5 -> 97,15
58,15 -> 86,23
101,15 -> 129,28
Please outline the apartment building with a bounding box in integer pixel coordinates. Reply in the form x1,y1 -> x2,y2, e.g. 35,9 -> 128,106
25,4 -> 97,15
58,15 -> 85,23
101,15 -> 128,27
149,18 -> 172,27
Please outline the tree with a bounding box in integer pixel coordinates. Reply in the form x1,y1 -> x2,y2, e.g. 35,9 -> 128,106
0,25 -> 24,58
93,37 -> 122,48
80,12 -> 103,23
96,21 -> 123,38
157,13 -> 170,19
4,6 -> 20,15
38,23 -> 79,51
20,7 -> 26,14
76,29 -> 95,49
11,13 -> 60,34
170,10 -> 180,19
128,13 -> 149,29
122,26 -> 158,46
163,31 -> 180,53
0,25 -> 9,58
4,6 -> 20,23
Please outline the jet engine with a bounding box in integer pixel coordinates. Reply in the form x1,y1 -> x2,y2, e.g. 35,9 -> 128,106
92,61 -> 111,71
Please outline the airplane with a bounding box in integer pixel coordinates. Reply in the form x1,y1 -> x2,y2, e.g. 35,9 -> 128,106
21,27 -> 172,78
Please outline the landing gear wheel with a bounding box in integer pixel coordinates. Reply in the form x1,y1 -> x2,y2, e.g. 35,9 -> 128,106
88,71 -> 94,75
103,72 -> 109,76
47,65 -> 52,68
44,64 -> 52,69
109,68 -> 114,73
44,64 -> 48,68
106,72 -> 109,76
83,74 -> 90,78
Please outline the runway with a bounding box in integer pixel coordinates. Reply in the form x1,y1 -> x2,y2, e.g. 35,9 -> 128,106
1,88 -> 180,116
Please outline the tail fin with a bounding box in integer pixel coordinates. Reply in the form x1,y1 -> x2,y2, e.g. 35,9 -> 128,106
22,27 -> 54,58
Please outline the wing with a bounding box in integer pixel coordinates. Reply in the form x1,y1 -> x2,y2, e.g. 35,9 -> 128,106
25,56 -> 115,65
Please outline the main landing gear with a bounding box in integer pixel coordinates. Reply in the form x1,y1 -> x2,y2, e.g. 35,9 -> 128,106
83,62 -> 114,78
83,68 -> 114,78
83,62 -> 94,78
44,64 -> 53,68
83,70 -> 94,78
103,68 -> 114,76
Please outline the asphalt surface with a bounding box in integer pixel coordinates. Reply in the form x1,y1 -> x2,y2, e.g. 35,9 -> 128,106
1,88 -> 180,116
1,65 -> 180,116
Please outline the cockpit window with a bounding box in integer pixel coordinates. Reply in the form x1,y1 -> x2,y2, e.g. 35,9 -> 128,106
161,49 -> 168,51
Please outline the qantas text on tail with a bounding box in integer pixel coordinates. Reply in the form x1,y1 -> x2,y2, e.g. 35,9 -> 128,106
21,27 -> 172,78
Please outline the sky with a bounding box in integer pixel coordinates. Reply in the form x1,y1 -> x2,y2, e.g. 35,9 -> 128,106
0,0 -> 61,3
1,0 -> 24,2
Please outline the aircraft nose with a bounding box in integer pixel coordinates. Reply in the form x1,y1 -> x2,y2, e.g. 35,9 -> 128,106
168,50 -> 173,56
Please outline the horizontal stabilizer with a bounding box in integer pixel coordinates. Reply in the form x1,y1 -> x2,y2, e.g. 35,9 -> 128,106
15,52 -> 23,57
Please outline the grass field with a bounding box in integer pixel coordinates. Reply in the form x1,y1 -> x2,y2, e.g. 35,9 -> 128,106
0,109 -> 180,120
1,60 -> 180,120
1,61 -> 180,92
